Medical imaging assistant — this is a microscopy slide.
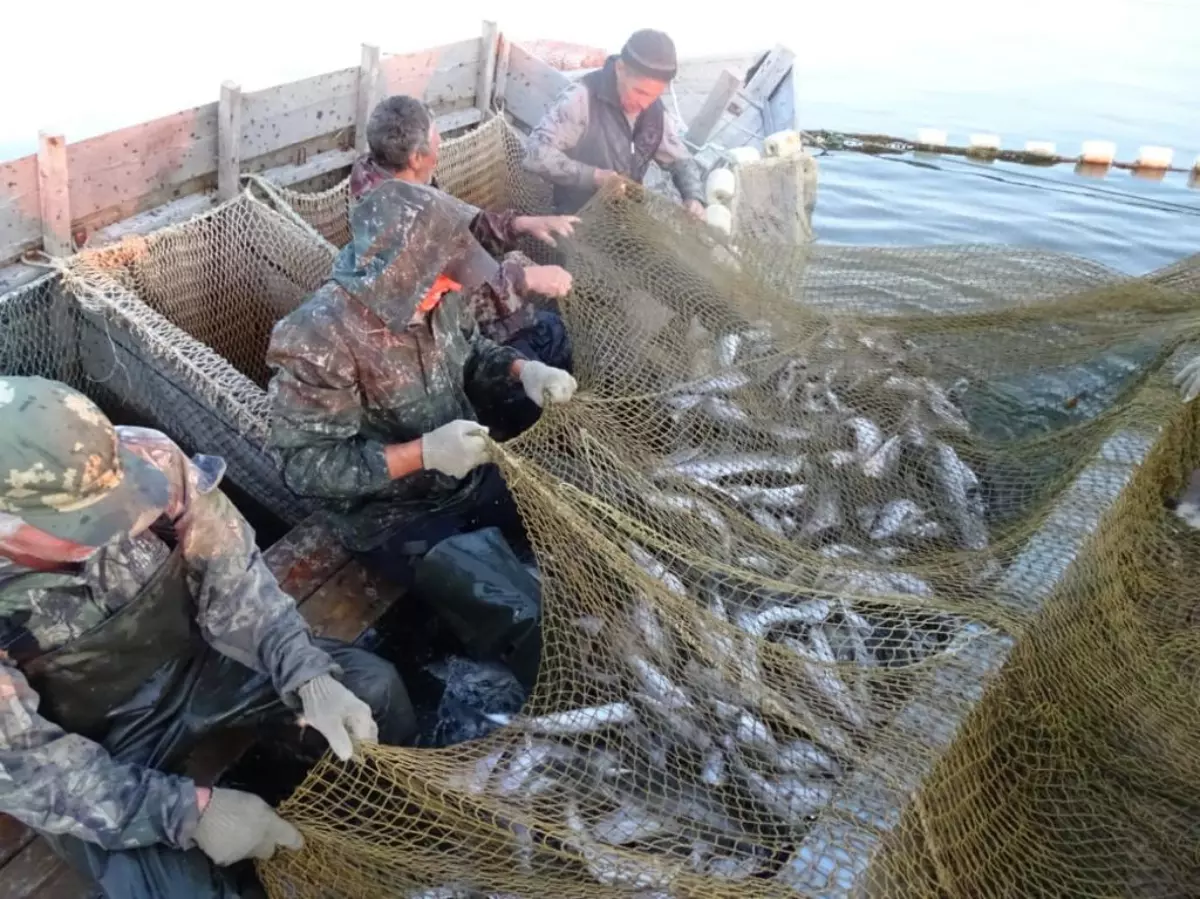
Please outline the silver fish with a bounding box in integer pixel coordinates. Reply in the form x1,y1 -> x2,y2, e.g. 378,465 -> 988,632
702,396 -> 752,424
741,767 -> 834,821
847,417 -> 884,459
863,434 -> 903,478
740,601 -> 832,638
724,483 -> 809,509
735,711 -> 778,750
819,543 -> 863,559
633,692 -> 714,749
575,615 -> 605,637
646,492 -> 734,558
496,743 -> 576,795
932,441 -> 989,550
800,491 -> 844,539
776,739 -> 842,777
627,543 -> 688,596
676,370 -> 752,396
797,630 -> 867,730
776,358 -> 805,402
490,702 -> 637,736
671,453 -> 807,481
923,378 -> 970,433
664,393 -> 703,412
736,553 -> 777,575
564,801 -> 678,890
824,568 -> 934,598
749,508 -> 788,536
701,748 -> 727,786
630,656 -> 691,710
448,747 -> 508,795
715,333 -> 742,369
869,499 -> 925,542
631,597 -> 669,658
591,804 -> 671,846
827,450 -> 858,469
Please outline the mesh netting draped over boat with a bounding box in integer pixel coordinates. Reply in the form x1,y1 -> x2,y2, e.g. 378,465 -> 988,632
254,184 -> 1200,899
55,193 -> 337,525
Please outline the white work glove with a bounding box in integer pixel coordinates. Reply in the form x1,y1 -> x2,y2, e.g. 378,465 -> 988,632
420,420 -> 491,479
297,674 -> 378,762
519,361 -> 578,407
1176,356 -> 1200,402
192,788 -> 303,866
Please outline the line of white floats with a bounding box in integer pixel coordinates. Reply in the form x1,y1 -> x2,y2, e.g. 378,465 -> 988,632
916,128 -> 1194,171
703,129 -> 809,235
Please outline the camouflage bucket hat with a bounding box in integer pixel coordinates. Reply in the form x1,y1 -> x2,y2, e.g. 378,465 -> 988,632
0,376 -> 170,547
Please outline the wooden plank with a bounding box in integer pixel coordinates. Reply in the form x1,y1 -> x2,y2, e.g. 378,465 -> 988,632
263,515 -> 351,603
0,838 -> 89,899
301,563 -> 402,643
240,67 -> 358,160
379,38 -> 481,111
476,22 -> 500,113
730,45 -> 795,139
494,35 -> 512,110
685,69 -> 742,147
503,41 -> 570,130
0,815 -> 34,867
437,107 -> 484,135
766,67 -> 798,134
256,148 -> 357,191
0,154 -> 41,266
355,45 -> 382,155
36,133 -> 72,257
65,103 -> 219,226
218,81 -> 243,202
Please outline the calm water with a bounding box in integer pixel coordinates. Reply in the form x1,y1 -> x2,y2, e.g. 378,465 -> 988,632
786,0 -> 1199,274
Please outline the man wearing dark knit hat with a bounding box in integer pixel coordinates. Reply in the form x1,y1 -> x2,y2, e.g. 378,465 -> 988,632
523,29 -> 705,219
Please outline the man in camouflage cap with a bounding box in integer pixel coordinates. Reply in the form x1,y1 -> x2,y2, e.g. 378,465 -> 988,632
523,28 -> 705,219
0,377 -> 417,899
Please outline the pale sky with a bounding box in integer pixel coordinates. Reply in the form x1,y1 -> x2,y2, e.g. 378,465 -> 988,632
0,0 -> 1183,161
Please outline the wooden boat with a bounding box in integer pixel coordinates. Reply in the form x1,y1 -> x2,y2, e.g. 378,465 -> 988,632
0,25 -> 799,897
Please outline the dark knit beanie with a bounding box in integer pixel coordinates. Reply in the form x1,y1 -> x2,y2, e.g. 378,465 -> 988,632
620,29 -> 677,81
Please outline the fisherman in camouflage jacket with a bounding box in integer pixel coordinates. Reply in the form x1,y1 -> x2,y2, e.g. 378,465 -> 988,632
265,110 -> 578,582
0,377 -> 416,899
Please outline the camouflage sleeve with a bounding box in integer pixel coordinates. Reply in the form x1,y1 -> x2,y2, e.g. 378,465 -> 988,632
655,109 -> 704,204
451,292 -> 523,392
469,209 -> 521,256
0,655 -> 201,850
522,83 -> 597,188
265,302 -> 394,502
119,428 -> 337,703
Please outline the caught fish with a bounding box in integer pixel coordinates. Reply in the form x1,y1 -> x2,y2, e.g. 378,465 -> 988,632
737,553 -> 777,575
627,542 -> 688,596
847,417 -> 884,459
735,711 -> 778,750
923,378 -> 971,433
489,702 -> 637,736
669,453 -> 807,481
645,492 -> 734,559
931,441 -> 989,550
827,450 -> 858,469
740,767 -> 833,821
564,801 -> 679,890
775,358 -> 806,402
800,491 -> 844,539
590,803 -> 671,846
776,739 -> 842,778
715,333 -> 742,369
869,499 -> 925,542
749,508 -> 788,536
631,597 -> 669,658
673,370 -> 752,397
739,601 -> 832,638
724,484 -> 809,510
701,396 -> 753,425
863,434 -> 903,479
630,656 -> 691,710
701,748 -> 727,786
496,742 -> 577,795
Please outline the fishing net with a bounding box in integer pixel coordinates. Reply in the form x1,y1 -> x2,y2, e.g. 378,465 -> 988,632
249,114 -> 554,253
256,184 -> 1200,899
54,192 -> 338,526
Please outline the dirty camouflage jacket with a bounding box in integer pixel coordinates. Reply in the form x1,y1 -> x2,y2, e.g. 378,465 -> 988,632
0,427 -> 337,852
523,79 -> 704,205
266,178 -> 522,552
350,154 -> 537,343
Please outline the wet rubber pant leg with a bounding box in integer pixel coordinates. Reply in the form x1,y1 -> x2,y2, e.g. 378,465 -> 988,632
41,640 -> 414,898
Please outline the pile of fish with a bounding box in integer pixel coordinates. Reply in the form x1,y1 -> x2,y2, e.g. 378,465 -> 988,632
425,317 -> 994,894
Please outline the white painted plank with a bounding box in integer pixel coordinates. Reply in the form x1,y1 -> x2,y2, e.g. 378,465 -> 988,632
255,149 -> 357,189
219,81 -> 243,202
477,21 -> 499,113
66,103 -> 219,224
379,38 -> 481,110
766,67 -> 798,133
502,42 -> 570,130
240,67 -> 358,159
37,132 -> 72,256
0,155 -> 42,265
729,46 -> 795,141
494,35 -> 512,108
685,69 -> 742,146
356,45 -> 382,155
